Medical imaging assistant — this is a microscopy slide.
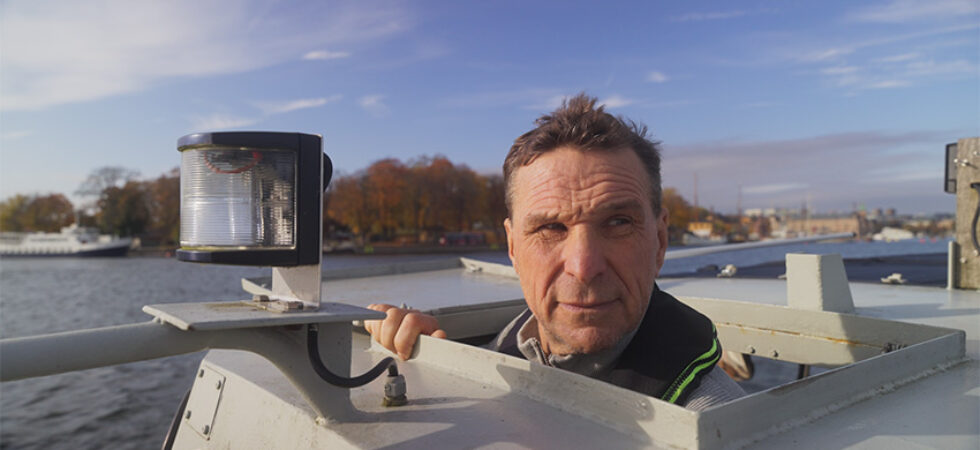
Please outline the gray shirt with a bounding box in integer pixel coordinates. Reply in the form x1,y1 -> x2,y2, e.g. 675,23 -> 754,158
496,310 -> 745,411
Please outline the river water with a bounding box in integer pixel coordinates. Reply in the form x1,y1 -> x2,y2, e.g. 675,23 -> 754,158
0,239 -> 949,449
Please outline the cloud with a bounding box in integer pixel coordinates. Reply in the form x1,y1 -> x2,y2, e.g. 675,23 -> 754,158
743,183 -> 808,195
670,10 -> 747,22
739,101 -> 779,109
254,95 -> 342,115
1,0 -> 413,111
846,0 -> 979,23
440,89 -> 564,110
600,95 -> 635,108
866,80 -> 912,89
302,50 -> 351,61
189,114 -> 259,131
647,71 -> 669,83
874,52 -> 921,63
661,130 -> 947,212
1,130 -> 34,140
358,94 -> 390,117
820,66 -> 859,75
524,94 -> 569,111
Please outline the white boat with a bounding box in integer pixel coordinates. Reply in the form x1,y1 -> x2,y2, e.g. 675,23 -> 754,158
1,243 -> 975,449
1,134 -> 976,448
0,224 -> 132,257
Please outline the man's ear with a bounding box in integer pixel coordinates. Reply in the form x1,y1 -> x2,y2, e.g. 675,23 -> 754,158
504,217 -> 516,270
654,207 -> 669,277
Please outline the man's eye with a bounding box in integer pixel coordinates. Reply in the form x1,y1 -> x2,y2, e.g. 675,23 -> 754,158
607,217 -> 632,227
536,223 -> 567,234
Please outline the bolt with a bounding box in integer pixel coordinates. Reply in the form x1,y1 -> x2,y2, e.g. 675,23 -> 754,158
216,380 -> 222,390
770,350 -> 779,358
202,425 -> 210,435
746,346 -> 756,354
185,410 -> 192,419
961,257 -> 969,264
198,369 -> 205,378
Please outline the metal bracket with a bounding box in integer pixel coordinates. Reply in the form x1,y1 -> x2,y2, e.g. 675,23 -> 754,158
184,365 -> 226,440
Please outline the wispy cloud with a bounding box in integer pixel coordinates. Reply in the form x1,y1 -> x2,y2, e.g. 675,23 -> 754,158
846,0 -> 979,23
743,183 -> 808,195
440,89 -> 564,110
1,130 -> 34,140
600,95 -> 635,108
358,95 -> 390,117
739,101 -> 779,109
523,94 -> 569,111
874,52 -> 921,63
1,0 -> 413,111
866,80 -> 912,89
670,10 -> 747,23
189,114 -> 259,131
254,95 -> 342,115
647,71 -> 669,83
302,50 -> 351,61
662,130 -> 947,211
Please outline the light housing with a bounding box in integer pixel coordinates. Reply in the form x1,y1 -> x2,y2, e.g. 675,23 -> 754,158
176,132 -> 328,266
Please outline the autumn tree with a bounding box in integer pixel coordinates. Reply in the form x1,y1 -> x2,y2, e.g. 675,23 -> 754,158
365,159 -> 408,240
325,155 -> 509,244
97,181 -> 149,236
144,168 -> 180,245
326,174 -> 374,240
0,194 -> 74,232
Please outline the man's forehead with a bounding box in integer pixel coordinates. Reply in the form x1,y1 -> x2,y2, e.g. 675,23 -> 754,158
510,148 -> 653,219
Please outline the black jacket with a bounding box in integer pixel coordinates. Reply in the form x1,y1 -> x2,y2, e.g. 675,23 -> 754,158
492,285 -> 721,405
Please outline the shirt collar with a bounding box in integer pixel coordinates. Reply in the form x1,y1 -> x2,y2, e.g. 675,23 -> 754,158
515,311 -> 642,378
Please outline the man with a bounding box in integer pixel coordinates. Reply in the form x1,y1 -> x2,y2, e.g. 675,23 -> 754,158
365,94 -> 744,410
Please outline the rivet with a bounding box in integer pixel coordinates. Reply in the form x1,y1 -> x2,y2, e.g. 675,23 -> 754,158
216,380 -> 222,390
770,350 -> 779,358
185,410 -> 192,419
198,369 -> 205,378
203,425 -> 211,435
746,346 -> 756,354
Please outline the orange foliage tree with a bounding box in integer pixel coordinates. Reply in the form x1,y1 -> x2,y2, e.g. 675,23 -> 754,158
326,156 -> 507,244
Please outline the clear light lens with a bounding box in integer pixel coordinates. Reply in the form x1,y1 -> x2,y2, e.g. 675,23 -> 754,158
180,147 -> 296,248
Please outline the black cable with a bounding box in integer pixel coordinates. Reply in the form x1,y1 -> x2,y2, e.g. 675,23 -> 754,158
307,324 -> 396,388
971,183 -> 980,254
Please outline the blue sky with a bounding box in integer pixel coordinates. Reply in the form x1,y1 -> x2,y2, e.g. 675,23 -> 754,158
1,0 -> 977,215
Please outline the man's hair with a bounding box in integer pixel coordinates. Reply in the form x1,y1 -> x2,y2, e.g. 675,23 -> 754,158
502,93 -> 663,217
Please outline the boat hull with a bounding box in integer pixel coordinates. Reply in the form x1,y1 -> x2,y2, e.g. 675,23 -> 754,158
0,243 -> 130,257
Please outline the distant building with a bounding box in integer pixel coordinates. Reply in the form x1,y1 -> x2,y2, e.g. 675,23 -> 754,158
783,214 -> 871,238
687,221 -> 713,238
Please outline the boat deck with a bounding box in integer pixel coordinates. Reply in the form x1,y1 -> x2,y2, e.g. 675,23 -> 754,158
173,260 -> 978,449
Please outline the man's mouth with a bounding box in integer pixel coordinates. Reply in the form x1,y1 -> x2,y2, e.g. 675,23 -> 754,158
558,298 -> 618,313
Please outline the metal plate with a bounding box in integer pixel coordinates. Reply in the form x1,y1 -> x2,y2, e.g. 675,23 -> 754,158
184,365 -> 226,440
143,301 -> 384,331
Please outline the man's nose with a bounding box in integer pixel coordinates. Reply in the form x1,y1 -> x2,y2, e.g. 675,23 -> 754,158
562,228 -> 607,284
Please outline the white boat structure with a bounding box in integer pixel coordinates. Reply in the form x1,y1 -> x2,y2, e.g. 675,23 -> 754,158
1,247 -> 975,449
1,133 -> 977,449
0,224 -> 132,257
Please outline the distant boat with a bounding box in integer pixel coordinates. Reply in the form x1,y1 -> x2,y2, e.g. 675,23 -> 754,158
0,224 -> 132,257
871,226 -> 915,242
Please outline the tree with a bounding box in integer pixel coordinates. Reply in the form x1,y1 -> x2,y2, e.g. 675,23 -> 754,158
144,168 -> 180,245
662,188 -> 693,243
365,159 -> 408,240
75,166 -> 140,198
96,181 -> 149,236
0,194 -> 74,232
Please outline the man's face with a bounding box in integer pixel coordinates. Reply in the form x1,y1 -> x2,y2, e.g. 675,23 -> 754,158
504,147 -> 668,356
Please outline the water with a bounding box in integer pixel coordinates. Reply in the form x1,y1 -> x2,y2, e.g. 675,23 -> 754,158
0,239 -> 949,449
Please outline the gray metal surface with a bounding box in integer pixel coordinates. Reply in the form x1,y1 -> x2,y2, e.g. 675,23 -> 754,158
143,301 -> 383,331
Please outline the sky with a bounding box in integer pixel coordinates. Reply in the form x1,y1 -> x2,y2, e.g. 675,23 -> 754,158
1,0 -> 977,216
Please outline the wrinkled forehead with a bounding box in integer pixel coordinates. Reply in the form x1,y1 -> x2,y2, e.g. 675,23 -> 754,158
509,148 -> 654,219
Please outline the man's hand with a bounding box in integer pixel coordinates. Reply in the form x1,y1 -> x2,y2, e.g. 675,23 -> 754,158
364,304 -> 447,360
